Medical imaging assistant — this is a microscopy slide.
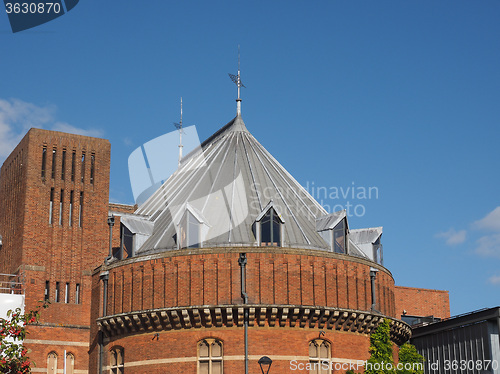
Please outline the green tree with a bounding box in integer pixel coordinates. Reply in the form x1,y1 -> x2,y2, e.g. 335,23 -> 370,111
396,343 -> 424,374
0,301 -> 49,373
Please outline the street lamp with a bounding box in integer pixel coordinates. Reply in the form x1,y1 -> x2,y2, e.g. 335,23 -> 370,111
107,215 -> 115,260
258,356 -> 272,374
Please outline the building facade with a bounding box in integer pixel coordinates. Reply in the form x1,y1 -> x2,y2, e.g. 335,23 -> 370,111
0,114 -> 451,374
89,114 -> 412,374
0,128 -> 110,373
411,307 -> 500,374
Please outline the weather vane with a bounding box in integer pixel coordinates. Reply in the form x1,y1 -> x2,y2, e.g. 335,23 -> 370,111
228,45 -> 245,116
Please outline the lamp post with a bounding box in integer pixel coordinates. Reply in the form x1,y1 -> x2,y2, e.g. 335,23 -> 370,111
370,267 -> 379,312
107,215 -> 115,260
258,356 -> 272,374
238,253 -> 248,374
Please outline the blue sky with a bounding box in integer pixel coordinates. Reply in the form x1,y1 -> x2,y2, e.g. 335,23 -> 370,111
0,1 -> 499,316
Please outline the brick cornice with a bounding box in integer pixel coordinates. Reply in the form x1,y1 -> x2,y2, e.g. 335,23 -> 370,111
97,304 -> 410,345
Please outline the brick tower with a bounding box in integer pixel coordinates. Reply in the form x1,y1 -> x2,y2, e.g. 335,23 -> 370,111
0,128 -> 110,374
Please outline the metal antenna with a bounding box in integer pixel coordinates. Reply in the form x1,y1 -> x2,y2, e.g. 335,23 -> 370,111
228,45 -> 245,116
174,97 -> 184,166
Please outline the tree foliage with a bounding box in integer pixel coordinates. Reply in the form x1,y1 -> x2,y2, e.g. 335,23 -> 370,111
348,318 -> 425,374
365,318 -> 394,374
396,343 -> 424,374
0,302 -> 49,373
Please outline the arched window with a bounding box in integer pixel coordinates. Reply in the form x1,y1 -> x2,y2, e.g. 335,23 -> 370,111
198,338 -> 223,374
47,352 -> 57,374
65,352 -> 75,374
309,339 -> 331,374
110,347 -> 124,374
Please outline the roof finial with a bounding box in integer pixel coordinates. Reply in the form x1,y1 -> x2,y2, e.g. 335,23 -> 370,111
174,97 -> 184,166
228,45 -> 245,116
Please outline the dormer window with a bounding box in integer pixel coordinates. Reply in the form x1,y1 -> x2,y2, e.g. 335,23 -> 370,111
316,210 -> 348,254
373,237 -> 383,265
177,205 -> 209,249
349,227 -> 383,264
261,209 -> 280,246
333,219 -> 346,254
254,202 -> 284,247
180,210 -> 201,248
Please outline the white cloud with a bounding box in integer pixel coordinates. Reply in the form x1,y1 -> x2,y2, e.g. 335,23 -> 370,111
475,233 -> 500,258
0,98 -> 103,163
0,98 -> 53,159
488,275 -> 500,285
51,122 -> 103,138
474,207 -> 500,232
435,228 -> 466,246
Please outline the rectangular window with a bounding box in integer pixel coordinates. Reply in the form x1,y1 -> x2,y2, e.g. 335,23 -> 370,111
41,146 -> 47,179
49,188 -> 54,224
79,192 -> 84,227
65,283 -> 70,303
51,148 -> 57,179
75,283 -> 80,304
69,190 -> 74,226
81,152 -> 86,183
71,151 -> 76,181
90,153 -> 95,184
55,282 -> 60,302
59,189 -> 64,226
61,150 -> 66,180
44,281 -> 50,301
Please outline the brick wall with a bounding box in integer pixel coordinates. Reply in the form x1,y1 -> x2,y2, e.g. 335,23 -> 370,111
95,325 -> 372,374
394,285 -> 450,319
100,249 -> 396,318
0,128 -> 111,372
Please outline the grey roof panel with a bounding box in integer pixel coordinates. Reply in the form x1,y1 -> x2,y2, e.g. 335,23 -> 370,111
350,227 -> 383,245
132,115 -> 340,254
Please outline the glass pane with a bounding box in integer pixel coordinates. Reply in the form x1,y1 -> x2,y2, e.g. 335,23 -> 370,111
117,349 -> 123,365
319,342 -> 329,358
333,228 -> 345,254
212,341 -> 222,356
320,360 -> 330,374
199,361 -> 209,374
309,360 -> 318,374
309,342 -> 318,358
66,354 -> 75,374
272,220 -> 280,245
47,353 -> 57,374
212,360 -> 222,374
180,225 -> 187,248
199,341 -> 209,357
111,351 -> 117,366
188,211 -> 200,248
261,218 -> 271,244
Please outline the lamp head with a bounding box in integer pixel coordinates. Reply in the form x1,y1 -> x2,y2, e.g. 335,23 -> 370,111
258,356 -> 273,374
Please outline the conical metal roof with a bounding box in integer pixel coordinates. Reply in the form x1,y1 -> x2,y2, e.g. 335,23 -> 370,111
133,114 -> 336,254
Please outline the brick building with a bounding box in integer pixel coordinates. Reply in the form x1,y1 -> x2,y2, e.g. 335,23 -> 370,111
0,128 -> 110,374
0,108 -> 449,373
88,112 -> 414,374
